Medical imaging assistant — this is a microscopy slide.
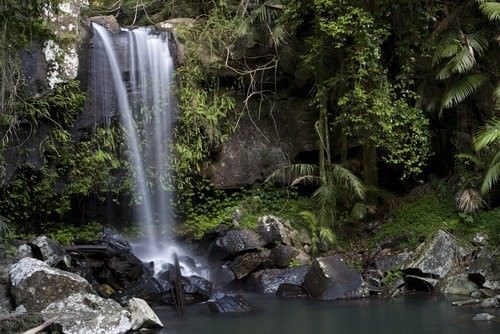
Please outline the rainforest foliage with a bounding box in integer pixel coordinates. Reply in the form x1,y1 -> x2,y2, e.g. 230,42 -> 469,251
0,0 -> 499,247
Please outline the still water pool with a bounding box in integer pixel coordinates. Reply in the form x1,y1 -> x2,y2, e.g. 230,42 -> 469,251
155,294 -> 500,334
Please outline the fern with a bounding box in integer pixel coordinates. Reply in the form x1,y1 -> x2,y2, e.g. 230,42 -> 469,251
481,151 -> 500,193
442,73 -> 488,108
479,2 -> 500,21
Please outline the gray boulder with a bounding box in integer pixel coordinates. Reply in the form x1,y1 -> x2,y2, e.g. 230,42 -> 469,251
303,255 -> 365,300
439,274 -> 479,295
207,292 -> 253,313
9,257 -> 91,311
210,229 -> 266,260
480,297 -> 499,308
373,249 -> 412,274
276,283 -> 309,298
126,297 -> 163,330
41,292 -> 132,334
404,230 -> 458,278
210,263 -> 236,287
29,236 -> 65,266
247,266 -> 310,294
467,247 -> 500,290
257,216 -> 292,245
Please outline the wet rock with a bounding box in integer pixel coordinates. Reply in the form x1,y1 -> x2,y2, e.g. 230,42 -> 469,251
9,257 -> 91,312
373,249 -> 412,274
404,230 -> 458,278
290,229 -> 311,249
467,247 -> 500,290
113,274 -> 166,305
452,299 -> 482,306
28,236 -> 65,266
0,283 -> 12,315
101,228 -> 131,252
89,16 -> 121,33
480,297 -> 499,308
210,263 -> 236,287
207,292 -> 253,313
126,297 -> 163,330
228,252 -> 266,279
210,229 -> 266,260
66,240 -> 147,292
440,274 -> 479,295
303,255 -> 364,300
269,245 -> 300,268
472,313 -> 495,321
248,266 -> 310,294
383,277 -> 405,298
42,292 -> 132,334
276,283 -> 309,298
405,275 -> 438,292
257,216 -> 292,245
182,275 -> 214,304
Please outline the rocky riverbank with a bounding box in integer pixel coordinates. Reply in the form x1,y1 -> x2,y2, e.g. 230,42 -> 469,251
0,217 -> 498,333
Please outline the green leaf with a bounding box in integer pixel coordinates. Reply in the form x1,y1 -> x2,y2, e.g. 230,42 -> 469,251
479,2 -> 500,21
442,73 -> 488,108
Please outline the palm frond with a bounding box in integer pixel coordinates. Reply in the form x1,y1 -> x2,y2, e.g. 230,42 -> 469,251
329,164 -> 366,199
480,151 -> 500,193
432,34 -> 460,66
266,163 -> 319,185
299,210 -> 319,228
474,118 -> 500,150
319,227 -> 337,247
455,188 -> 485,213
479,2 -> 500,21
291,175 -> 321,186
442,73 -> 488,108
457,152 -> 482,166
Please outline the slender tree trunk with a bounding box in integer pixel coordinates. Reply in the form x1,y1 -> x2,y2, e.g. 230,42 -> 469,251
362,140 -> 378,185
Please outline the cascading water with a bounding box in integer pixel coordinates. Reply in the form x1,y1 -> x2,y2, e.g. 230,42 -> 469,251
91,23 -> 197,273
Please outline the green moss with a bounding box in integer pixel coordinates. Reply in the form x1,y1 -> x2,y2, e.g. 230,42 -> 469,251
373,191 -> 457,248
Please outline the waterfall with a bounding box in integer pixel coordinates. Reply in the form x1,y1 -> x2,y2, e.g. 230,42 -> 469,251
91,23 -> 176,263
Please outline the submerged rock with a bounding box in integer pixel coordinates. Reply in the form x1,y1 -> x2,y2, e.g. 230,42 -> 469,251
9,257 -> 91,312
303,255 -> 365,300
404,230 -> 458,278
472,313 -> 495,321
207,292 -> 253,313
247,266 -> 310,294
276,283 -> 309,298
41,292 -> 133,334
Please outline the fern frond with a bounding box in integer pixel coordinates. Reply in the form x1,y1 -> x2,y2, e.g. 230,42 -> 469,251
480,156 -> 500,193
266,163 -> 319,184
329,164 -> 365,199
442,73 -> 488,108
474,118 -> 500,150
479,2 -> 500,21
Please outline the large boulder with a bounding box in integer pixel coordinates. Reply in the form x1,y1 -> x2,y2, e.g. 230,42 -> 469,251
303,255 -> 366,300
257,216 -> 292,245
126,297 -> 164,330
467,247 -> 500,290
41,292 -> 133,334
182,275 -> 214,304
9,257 -> 91,311
228,252 -> 267,279
207,292 -> 253,313
404,230 -> 459,278
209,229 -> 266,260
439,274 -> 480,295
247,266 -> 310,294
373,249 -> 412,274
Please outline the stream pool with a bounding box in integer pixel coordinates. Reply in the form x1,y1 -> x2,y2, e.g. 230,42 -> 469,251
154,294 -> 500,334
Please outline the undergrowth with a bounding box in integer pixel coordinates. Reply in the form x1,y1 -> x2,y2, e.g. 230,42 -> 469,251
177,182 -> 313,239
